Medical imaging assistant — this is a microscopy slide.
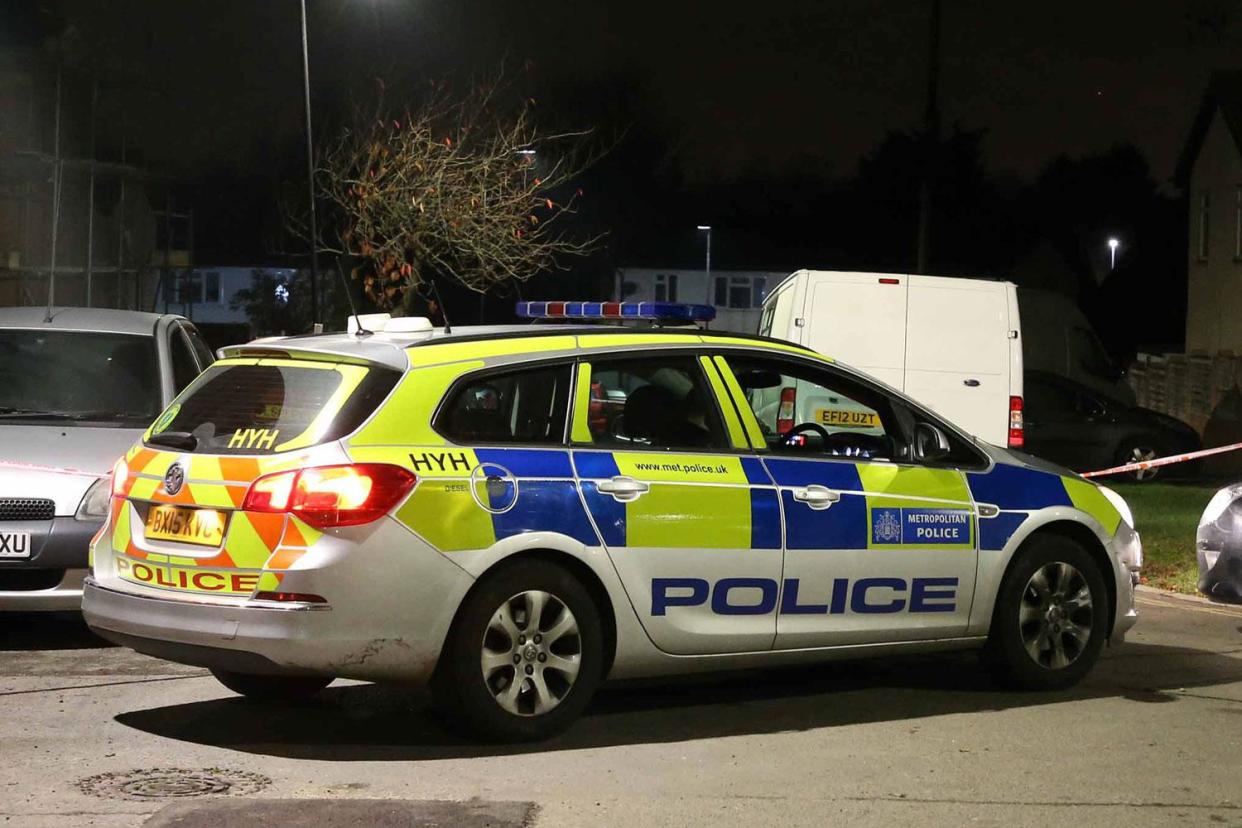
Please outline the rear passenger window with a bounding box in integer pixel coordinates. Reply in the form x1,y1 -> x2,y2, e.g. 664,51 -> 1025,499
582,356 -> 729,451
438,365 -> 571,444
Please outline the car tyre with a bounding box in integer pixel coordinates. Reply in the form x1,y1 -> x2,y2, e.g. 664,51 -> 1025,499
434,558 -> 604,742
210,669 -> 332,702
986,534 -> 1109,691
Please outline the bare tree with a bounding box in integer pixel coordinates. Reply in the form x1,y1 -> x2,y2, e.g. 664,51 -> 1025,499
302,77 -> 603,311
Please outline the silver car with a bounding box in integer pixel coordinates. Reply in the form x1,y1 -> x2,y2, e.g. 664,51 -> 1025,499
0,307 -> 215,610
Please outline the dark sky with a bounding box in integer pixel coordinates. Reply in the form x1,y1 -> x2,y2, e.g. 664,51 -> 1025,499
34,0 -> 1242,186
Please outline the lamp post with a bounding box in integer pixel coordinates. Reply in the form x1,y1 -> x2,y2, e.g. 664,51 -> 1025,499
698,225 -> 712,305
1108,237 -> 1120,270
299,0 -> 320,328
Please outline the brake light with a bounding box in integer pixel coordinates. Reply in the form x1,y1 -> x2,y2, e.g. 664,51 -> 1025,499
777,386 -> 797,434
1008,395 -> 1024,448
242,464 -> 417,528
878,277 -> 901,285
111,458 -> 129,498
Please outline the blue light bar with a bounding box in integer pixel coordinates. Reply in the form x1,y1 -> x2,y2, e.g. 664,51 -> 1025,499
515,301 -> 716,323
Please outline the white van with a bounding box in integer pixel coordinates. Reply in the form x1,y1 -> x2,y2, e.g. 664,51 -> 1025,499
759,270 -> 1023,448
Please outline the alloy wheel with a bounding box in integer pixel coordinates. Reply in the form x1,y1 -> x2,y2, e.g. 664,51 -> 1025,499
480,590 -> 582,716
1018,562 -> 1094,670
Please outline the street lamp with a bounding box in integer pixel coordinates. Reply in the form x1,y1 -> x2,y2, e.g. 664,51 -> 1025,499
1108,237 -> 1120,270
299,0 -> 320,328
698,225 -> 712,305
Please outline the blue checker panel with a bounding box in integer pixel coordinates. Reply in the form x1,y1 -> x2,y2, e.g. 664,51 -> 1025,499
967,463 -> 1069,511
741,456 -> 772,485
978,511 -> 1029,552
490,480 -> 597,546
475,448 -> 573,478
573,451 -> 620,480
579,482 -> 625,547
782,491 -> 868,550
763,457 -> 863,491
750,489 -> 782,549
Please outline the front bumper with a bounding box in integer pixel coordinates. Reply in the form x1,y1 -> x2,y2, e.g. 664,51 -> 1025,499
1197,540 -> 1242,603
0,516 -> 98,611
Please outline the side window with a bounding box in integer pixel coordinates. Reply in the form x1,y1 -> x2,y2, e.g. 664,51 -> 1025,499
723,355 -> 904,461
170,329 -> 201,393
438,364 -> 571,444
582,356 -> 728,451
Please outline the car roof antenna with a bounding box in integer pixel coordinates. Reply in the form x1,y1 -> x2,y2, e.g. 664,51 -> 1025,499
427,278 -> 452,334
335,257 -> 371,337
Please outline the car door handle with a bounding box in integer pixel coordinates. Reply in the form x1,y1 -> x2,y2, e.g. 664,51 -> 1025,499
792,485 -> 841,510
596,476 -> 650,502
963,379 -> 981,387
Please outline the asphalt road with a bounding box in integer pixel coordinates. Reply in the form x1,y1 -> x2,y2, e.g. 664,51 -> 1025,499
2,589 -> 1241,827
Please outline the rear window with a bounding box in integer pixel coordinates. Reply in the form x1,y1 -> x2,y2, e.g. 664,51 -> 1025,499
147,360 -> 399,454
0,329 -> 160,424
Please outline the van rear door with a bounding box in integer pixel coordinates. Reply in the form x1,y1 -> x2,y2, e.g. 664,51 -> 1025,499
802,271 -> 908,389
902,277 -> 1013,444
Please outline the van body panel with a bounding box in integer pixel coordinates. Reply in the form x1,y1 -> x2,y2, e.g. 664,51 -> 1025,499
802,272 -> 907,390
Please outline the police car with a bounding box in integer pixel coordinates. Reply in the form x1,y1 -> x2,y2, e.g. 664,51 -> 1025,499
82,302 -> 1141,741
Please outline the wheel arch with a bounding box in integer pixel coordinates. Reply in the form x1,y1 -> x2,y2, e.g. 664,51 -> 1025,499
436,547 -> 620,680
992,519 -> 1118,637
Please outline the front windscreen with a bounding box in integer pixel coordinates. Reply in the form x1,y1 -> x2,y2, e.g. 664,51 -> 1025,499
147,360 -> 399,454
0,329 -> 161,424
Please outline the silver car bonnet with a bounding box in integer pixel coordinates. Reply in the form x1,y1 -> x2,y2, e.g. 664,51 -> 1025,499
0,425 -> 141,515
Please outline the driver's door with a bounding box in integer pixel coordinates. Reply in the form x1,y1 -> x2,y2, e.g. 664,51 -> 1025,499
713,353 -> 979,649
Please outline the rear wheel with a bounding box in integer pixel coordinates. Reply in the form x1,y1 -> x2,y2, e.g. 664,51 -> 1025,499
210,669 -> 332,702
434,559 -> 603,742
1115,441 -> 1163,482
987,534 -> 1109,690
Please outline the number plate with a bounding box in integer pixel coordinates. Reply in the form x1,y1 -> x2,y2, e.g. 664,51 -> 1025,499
145,505 -> 227,547
815,408 -> 880,429
0,532 -> 30,558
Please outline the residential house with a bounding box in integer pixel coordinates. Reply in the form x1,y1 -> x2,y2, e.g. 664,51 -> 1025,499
615,267 -> 786,333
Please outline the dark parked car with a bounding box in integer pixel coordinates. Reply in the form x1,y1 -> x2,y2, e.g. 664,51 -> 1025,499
1023,370 -> 1200,481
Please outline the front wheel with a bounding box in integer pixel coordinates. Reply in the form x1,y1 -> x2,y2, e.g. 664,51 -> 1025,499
210,669 -> 332,702
434,559 -> 604,742
986,535 -> 1110,691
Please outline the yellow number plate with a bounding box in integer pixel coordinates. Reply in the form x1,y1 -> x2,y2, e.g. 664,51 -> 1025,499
815,408 -> 880,429
145,505 -> 227,547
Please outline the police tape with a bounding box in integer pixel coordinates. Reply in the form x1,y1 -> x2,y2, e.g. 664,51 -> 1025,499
1081,441 -> 1242,479
0,459 -> 106,478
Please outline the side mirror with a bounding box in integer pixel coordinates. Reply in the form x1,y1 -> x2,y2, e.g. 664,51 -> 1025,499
914,422 -> 951,463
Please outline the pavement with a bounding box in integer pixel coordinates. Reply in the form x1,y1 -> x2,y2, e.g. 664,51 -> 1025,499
2,592 -> 1241,827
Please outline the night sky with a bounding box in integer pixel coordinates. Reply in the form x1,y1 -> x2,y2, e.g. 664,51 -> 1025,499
21,0 -> 1241,184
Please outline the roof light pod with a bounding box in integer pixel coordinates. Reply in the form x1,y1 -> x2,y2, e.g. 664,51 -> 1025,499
516,301 -> 716,323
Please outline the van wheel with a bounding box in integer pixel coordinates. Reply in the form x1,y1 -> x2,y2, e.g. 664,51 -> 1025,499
434,559 -> 603,742
986,534 -> 1109,691
210,669 -> 332,701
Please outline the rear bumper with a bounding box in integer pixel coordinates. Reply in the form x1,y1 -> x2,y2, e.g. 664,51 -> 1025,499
0,517 -> 97,611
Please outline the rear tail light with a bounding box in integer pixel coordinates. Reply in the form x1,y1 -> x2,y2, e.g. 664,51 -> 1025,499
111,458 -> 129,498
777,386 -> 797,434
242,463 -> 417,528
1008,395 -> 1024,448
254,591 -> 328,604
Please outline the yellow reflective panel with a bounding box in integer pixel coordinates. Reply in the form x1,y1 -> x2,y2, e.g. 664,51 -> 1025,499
856,464 -> 971,504
1062,477 -> 1121,535
613,453 -> 748,484
576,333 -> 700,349
349,361 -> 484,446
395,480 -> 495,551
405,336 -> 577,368
571,362 -> 595,444
698,356 -> 747,449
350,445 -> 479,479
712,355 -> 768,449
626,484 -> 751,548
710,336 -> 828,361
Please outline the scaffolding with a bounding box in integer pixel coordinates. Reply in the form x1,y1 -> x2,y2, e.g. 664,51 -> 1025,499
0,50 -> 190,312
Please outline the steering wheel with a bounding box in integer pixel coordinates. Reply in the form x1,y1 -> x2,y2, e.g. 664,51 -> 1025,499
782,422 -> 830,445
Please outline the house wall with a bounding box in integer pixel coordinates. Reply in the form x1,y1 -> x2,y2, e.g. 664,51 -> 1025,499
1186,110 -> 1242,353
615,267 -> 785,333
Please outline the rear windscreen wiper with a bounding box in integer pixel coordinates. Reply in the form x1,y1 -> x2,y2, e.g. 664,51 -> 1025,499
146,431 -> 199,451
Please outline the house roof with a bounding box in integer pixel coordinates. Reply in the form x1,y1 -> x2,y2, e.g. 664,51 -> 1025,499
1175,71 -> 1242,189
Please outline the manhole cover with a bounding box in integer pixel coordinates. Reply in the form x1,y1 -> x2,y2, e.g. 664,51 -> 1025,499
78,768 -> 271,801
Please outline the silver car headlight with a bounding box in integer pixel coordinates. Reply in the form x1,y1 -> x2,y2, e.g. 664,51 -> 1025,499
75,476 -> 111,521
1100,486 -> 1134,530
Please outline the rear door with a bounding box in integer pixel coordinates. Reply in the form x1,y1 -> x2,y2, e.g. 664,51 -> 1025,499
572,352 -> 782,655
903,277 -> 1012,444
802,272 -> 907,388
